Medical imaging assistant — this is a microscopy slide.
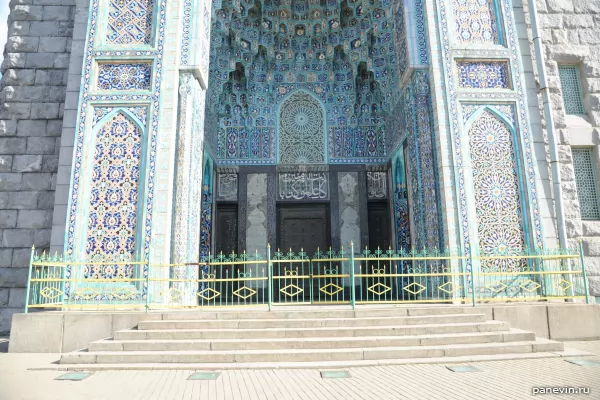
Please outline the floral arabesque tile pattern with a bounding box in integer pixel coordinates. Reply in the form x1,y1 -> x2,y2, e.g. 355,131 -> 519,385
93,107 -> 148,128
85,113 -> 142,279
97,63 -> 152,91
107,0 -> 155,45
453,0 -> 500,44
468,111 -> 526,271
457,61 -> 510,89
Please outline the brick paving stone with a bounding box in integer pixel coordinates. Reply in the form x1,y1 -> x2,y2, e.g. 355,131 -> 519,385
0,341 -> 599,400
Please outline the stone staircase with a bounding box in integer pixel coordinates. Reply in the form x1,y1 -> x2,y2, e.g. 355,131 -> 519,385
59,307 -> 565,368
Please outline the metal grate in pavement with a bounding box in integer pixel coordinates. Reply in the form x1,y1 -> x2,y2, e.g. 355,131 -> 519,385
187,372 -> 221,380
446,365 -> 481,373
565,359 -> 600,367
320,370 -> 351,379
55,372 -> 93,381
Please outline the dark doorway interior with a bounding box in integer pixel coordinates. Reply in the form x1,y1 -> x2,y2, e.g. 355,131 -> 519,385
368,201 -> 391,251
215,203 -> 238,256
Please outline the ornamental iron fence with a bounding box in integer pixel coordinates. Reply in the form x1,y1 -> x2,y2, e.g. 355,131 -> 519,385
25,242 -> 591,312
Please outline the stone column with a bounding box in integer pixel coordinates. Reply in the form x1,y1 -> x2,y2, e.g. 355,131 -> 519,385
244,173 -> 268,290
329,172 -> 341,250
338,172 -> 361,252
170,72 -> 204,305
245,173 -> 268,256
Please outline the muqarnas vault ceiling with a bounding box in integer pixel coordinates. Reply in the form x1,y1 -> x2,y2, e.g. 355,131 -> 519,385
206,0 -> 406,164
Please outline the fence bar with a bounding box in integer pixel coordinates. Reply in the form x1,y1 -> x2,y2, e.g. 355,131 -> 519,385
24,245 -> 35,313
579,241 -> 590,304
267,244 -> 272,311
350,242 -> 356,310
145,260 -> 150,312
24,245 -> 588,310
469,249 -> 476,307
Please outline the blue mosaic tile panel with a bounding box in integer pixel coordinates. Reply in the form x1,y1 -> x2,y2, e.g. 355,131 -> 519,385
66,0 -> 167,300
92,107 -> 148,128
414,0 -> 429,65
97,63 -> 152,91
85,113 -> 142,277
204,0 -> 410,163
200,191 -> 212,261
221,126 -> 275,163
416,96 -> 440,250
107,0 -> 154,45
462,104 -> 515,126
392,148 -> 411,251
200,162 -> 213,263
457,61 -> 510,89
453,0 -> 500,44
468,110 -> 526,270
437,0 -> 545,284
180,0 -> 193,64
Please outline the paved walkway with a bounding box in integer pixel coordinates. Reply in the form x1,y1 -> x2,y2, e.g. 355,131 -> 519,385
1,340 -> 599,400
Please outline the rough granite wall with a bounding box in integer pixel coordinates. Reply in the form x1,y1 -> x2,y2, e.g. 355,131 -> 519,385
0,0 -> 76,334
524,0 -> 600,297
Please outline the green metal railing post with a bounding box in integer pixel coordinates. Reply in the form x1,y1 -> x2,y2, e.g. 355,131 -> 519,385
145,259 -> 150,312
24,245 -> 35,313
350,241 -> 356,310
579,240 -> 590,304
469,248 -> 476,307
309,248 -> 314,304
267,244 -> 273,311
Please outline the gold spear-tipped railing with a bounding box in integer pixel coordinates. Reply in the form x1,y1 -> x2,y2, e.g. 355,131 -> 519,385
24,243 -> 590,312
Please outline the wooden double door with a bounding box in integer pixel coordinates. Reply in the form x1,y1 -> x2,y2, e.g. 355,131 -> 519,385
276,204 -> 330,256
215,203 -> 331,256
216,202 -> 391,256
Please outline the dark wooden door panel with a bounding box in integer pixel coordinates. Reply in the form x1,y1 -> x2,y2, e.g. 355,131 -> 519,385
368,202 -> 391,251
215,204 -> 238,256
277,205 -> 330,255
275,204 -> 331,303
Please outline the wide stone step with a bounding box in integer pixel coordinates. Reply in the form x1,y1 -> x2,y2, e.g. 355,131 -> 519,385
89,329 -> 535,352
137,313 -> 486,330
51,352 -> 568,371
159,307 -> 479,320
115,320 -> 510,340
60,339 -> 564,364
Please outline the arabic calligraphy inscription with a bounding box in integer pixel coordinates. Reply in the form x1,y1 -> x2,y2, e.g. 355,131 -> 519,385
278,172 -> 328,200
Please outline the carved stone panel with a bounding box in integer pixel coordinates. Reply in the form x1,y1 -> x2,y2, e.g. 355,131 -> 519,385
217,173 -> 238,200
367,171 -> 387,199
277,172 -> 329,200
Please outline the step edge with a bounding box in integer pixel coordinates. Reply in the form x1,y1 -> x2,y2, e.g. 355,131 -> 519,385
124,321 -> 505,333
65,340 -> 560,357
95,330 -> 529,345
49,352 -> 564,370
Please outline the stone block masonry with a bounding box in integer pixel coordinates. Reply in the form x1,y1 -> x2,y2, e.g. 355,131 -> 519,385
530,0 -> 600,297
0,0 -> 75,334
